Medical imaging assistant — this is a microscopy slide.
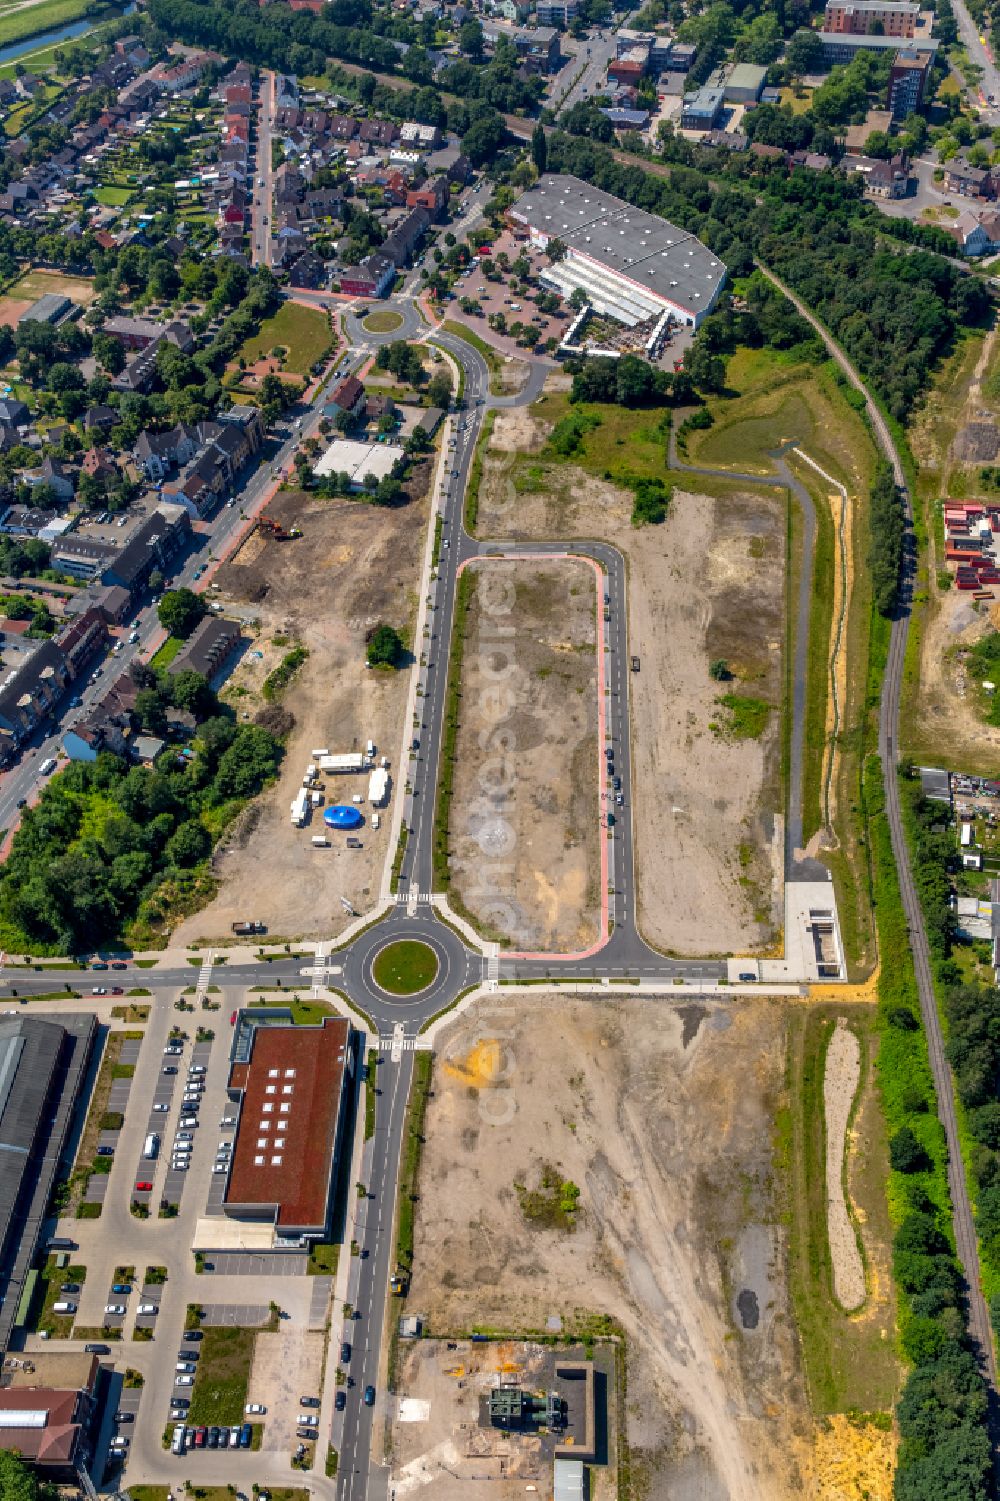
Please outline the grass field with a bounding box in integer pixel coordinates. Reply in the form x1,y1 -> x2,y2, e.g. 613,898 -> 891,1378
778,1004 -> 899,1415
362,309 -> 404,333
150,636 -> 183,670
1,267 -> 97,309
372,940 -> 438,994
236,301 -> 331,377
92,184 -> 133,207
186,1326 -> 255,1426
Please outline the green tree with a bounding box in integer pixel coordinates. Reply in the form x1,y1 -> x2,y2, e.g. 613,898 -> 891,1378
0,1450 -> 40,1501
427,370 -> 452,409
889,1124 -> 930,1173
367,623 -> 404,668
158,588 -> 208,640
531,121 -> 547,176
166,820 -> 211,868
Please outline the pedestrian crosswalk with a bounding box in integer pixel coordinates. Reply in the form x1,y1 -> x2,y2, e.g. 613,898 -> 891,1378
376,1034 -> 418,1052
485,944 -> 500,992
195,952 -> 213,1002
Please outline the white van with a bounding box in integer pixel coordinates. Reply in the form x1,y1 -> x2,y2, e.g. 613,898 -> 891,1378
372,813 -> 380,831
143,1133 -> 159,1160
39,757 -> 56,776
52,1301 -> 76,1314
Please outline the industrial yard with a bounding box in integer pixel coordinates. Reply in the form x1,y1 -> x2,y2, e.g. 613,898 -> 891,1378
410,997 -> 814,1501
447,558 -> 601,952
390,1339 -> 617,1501
474,401 -> 784,956
175,480 -> 429,943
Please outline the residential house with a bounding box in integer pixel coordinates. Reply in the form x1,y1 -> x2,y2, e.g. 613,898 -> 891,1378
55,607 -> 108,673
134,424 -> 198,482
339,253 -> 395,299
382,205 -> 432,265
0,640 -> 72,764
83,404 -> 116,434
841,149 -> 911,198
288,249 -> 328,289
101,503 -> 190,595
405,176 -> 448,220
326,374 -> 366,421
168,614 -> 243,682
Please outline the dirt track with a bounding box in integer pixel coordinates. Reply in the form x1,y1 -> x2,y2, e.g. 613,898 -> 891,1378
476,409 -> 783,956
412,997 -> 812,1501
448,558 -> 600,951
175,480 -> 429,943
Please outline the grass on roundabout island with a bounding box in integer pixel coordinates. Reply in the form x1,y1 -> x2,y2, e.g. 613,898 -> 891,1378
362,309 -> 404,334
372,940 -> 439,995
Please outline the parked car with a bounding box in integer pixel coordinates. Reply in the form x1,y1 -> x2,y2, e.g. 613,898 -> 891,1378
91,987 -> 108,996
184,1329 -> 204,1341
111,1284 -> 131,1294
134,1181 -> 152,1192
245,1403 -> 266,1415
111,960 -> 127,970
176,1362 -> 196,1374
96,1146 -> 114,1157
193,1427 -> 206,1447
341,1342 -> 351,1363
300,1396 -> 320,1408
175,1375 -> 194,1386
114,1412 -> 134,1423
138,1304 -> 158,1315
105,1304 -> 126,1316
364,1385 -> 376,1406
239,1424 -> 252,1448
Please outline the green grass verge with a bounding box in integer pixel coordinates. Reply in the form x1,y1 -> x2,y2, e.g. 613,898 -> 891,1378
0,0 -> 115,50
431,569 -> 471,890
396,1052 -> 433,1276
440,321 -> 503,395
463,408 -> 495,534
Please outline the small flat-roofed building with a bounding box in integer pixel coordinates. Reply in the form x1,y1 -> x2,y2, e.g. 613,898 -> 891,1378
18,293 -> 73,327
223,1015 -> 354,1242
724,62 -> 766,102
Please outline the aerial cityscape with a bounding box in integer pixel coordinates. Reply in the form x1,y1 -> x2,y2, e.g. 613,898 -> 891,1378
0,0 -> 997,1496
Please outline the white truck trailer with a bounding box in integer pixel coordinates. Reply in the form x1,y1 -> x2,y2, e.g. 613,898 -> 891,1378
290,787 -> 309,826
318,753 -> 369,774
368,767 -> 389,806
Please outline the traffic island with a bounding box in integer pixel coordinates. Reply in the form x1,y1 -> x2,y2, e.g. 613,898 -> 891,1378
372,940 -> 439,995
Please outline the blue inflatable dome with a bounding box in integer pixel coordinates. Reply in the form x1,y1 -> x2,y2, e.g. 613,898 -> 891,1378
324,804 -> 364,830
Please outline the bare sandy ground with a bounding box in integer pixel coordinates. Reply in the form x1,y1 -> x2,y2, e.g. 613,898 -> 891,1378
448,559 -> 600,951
477,410 -> 783,956
410,997 -> 812,1501
824,1019 -> 865,1311
911,588 -> 1000,770
175,483 -> 429,944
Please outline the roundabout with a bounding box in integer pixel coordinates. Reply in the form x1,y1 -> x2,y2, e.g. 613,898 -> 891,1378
372,938 -> 439,995
362,307 -> 404,334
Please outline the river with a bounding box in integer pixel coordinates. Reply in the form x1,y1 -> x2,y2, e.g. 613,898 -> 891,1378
0,0 -> 136,68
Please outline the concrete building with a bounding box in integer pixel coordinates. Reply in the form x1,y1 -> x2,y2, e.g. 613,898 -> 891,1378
824,0 -> 918,34
887,47 -> 931,118
724,63 -> 767,102
536,0 -> 578,25
223,1014 -> 354,1243
681,86 -> 725,129
509,174 -> 726,328
817,30 -> 937,63
0,1015 -> 97,1353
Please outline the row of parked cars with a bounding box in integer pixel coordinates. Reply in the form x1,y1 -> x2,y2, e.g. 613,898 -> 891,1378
172,1421 -> 254,1455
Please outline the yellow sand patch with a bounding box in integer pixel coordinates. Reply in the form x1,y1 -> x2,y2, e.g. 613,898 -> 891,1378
809,1413 -> 896,1501
809,966 -> 879,1004
442,1040 -> 504,1088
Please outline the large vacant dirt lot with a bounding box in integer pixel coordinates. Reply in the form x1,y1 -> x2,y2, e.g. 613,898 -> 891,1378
409,997 -> 811,1501
449,558 -> 600,952
476,408 -> 783,956
175,479 -> 430,944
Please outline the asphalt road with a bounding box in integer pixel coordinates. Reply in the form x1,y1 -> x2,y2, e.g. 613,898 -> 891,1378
252,70 -> 275,267
948,0 -> 1000,114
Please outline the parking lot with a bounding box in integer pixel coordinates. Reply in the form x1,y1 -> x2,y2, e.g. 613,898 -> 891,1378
249,1328 -> 324,1454
204,1252 -> 308,1276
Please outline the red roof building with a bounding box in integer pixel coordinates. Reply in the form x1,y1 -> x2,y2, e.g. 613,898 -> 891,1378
223,1016 -> 353,1240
